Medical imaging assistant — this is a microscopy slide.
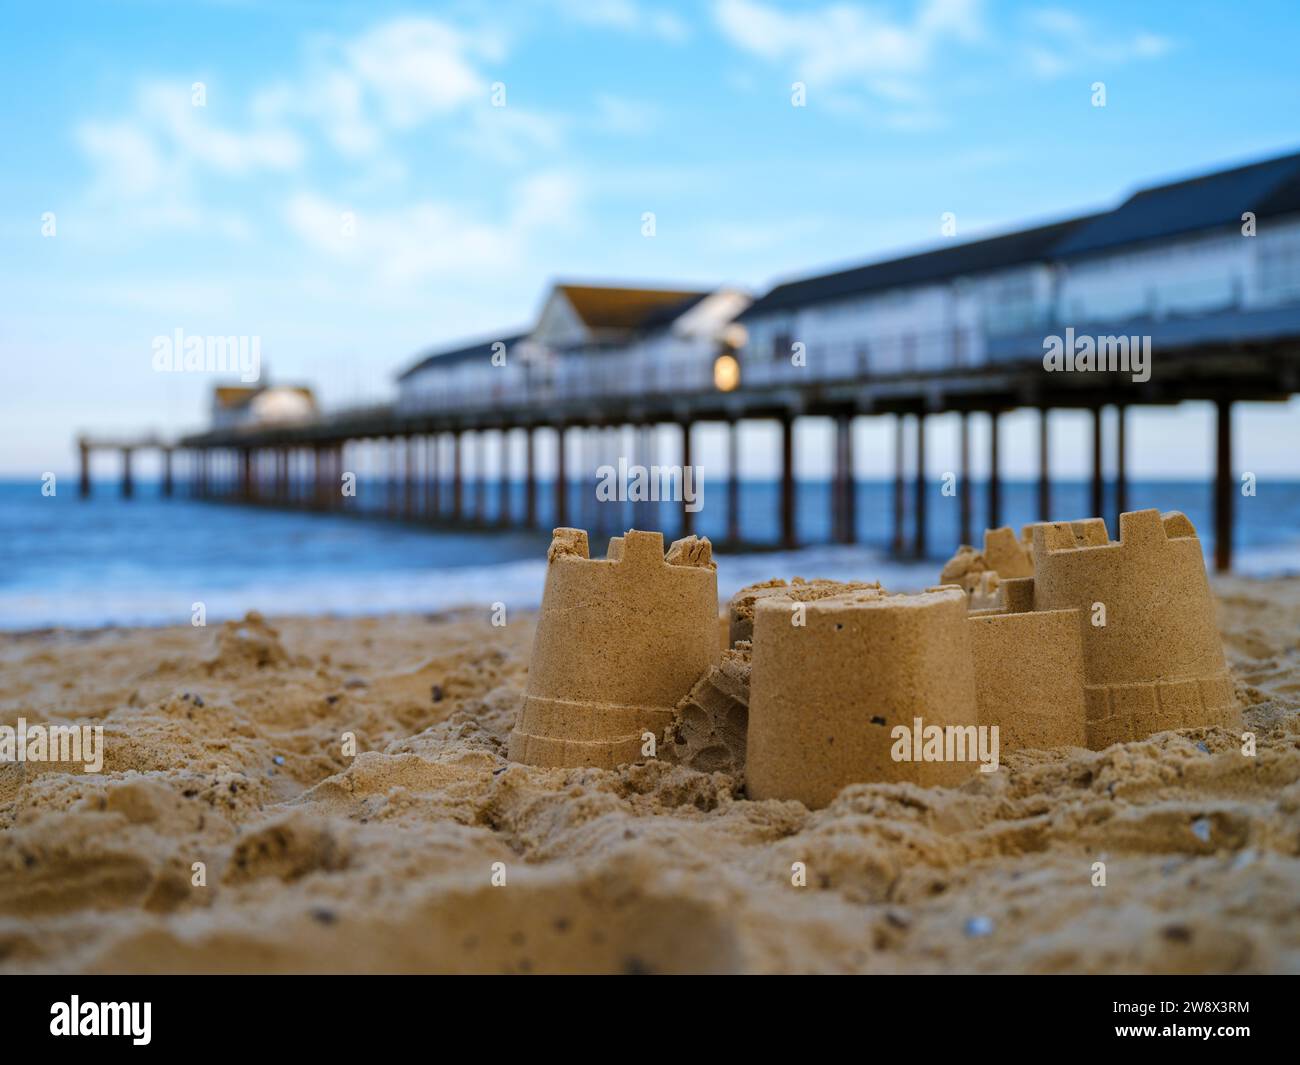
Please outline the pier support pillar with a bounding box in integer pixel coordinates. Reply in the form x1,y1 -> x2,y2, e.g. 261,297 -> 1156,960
161,448 -> 173,498
317,447 -> 327,510
452,432 -> 463,522
313,446 -> 326,510
79,440 -> 91,498
1090,406 -> 1104,519
499,430 -> 512,527
121,448 -> 134,500
406,436 -> 418,520
434,434 -> 444,517
525,428 -> 537,528
680,421 -> 695,538
1037,408 -> 1051,520
474,432 -> 487,525
780,413 -> 796,550
388,439 -> 401,518
636,424 -> 653,530
988,410 -> 1002,530
913,412 -> 926,559
555,426 -> 567,528
833,413 -> 855,543
1115,404 -> 1128,529
331,445 -> 340,509
1215,399 -> 1234,573
959,412 -> 971,546
892,414 -> 905,554
588,428 -> 603,533
727,420 -> 741,545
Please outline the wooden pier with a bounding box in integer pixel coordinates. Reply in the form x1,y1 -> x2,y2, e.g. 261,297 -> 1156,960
106,335 -> 1299,573
76,434 -> 175,500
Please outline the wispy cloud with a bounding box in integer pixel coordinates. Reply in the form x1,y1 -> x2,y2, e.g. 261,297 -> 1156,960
285,171 -> 582,287
73,81 -> 295,239
253,16 -> 505,156
71,14 -> 575,256
555,0 -> 691,43
76,81 -> 302,197
711,0 -> 983,125
1022,7 -> 1175,79
713,0 -> 982,90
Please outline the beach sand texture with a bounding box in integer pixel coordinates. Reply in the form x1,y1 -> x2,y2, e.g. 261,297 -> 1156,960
2,577 -> 1299,974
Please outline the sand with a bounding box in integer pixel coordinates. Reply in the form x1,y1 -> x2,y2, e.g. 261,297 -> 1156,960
2,577 -> 1299,974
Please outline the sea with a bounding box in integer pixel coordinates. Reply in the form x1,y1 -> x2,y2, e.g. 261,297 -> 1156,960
2,477 -> 1298,630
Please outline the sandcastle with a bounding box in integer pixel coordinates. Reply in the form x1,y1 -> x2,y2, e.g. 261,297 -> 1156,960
746,586 -> 981,807
508,509 -> 1238,808
1028,509 -> 1240,749
946,509 -> 1239,750
507,528 -> 719,769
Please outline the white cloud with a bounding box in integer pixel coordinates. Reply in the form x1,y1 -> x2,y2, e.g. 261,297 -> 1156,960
73,83 -> 287,239
249,15 -> 560,164
343,17 -> 489,127
75,119 -> 173,199
1023,7 -> 1175,78
456,106 -> 567,165
284,171 -> 582,287
713,0 -> 983,91
556,0 -> 690,43
255,72 -> 379,157
72,15 -> 571,242
76,81 -> 302,199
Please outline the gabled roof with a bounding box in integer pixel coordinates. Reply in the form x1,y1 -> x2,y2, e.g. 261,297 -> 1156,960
397,331 -> 530,381
555,284 -> 710,331
1054,149 -> 1300,259
739,215 -> 1094,320
213,386 -> 260,409
212,385 -> 315,408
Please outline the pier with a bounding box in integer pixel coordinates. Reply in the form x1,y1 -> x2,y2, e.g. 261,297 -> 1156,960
152,327 -> 1295,572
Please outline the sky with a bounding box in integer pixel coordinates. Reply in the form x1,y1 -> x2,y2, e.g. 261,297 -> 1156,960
2,0 -> 1299,480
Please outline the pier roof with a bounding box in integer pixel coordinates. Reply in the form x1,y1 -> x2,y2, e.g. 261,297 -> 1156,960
397,331 -> 530,381
738,215 -> 1092,320
554,284 -> 709,331
1053,149 -> 1300,259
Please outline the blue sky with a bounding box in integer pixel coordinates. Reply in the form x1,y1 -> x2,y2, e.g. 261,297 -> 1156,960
2,0 -> 1299,479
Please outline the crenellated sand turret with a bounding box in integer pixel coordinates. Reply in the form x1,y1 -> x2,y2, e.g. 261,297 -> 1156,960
508,528 -> 719,769
1030,509 -> 1240,748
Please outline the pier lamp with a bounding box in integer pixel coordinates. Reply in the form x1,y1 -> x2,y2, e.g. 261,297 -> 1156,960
713,353 -> 740,392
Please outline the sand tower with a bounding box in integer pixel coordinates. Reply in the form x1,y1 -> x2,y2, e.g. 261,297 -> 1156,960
940,526 -> 1034,610
508,528 -> 719,769
967,586 -> 1087,751
746,587 -> 980,808
1030,509 -> 1239,748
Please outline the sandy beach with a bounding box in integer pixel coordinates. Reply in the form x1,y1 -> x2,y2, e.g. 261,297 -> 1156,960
2,576 -> 1298,975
